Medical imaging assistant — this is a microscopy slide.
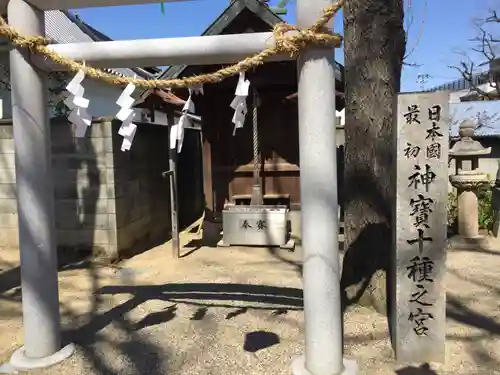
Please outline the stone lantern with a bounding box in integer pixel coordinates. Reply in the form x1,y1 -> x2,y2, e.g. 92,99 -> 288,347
449,119 -> 492,247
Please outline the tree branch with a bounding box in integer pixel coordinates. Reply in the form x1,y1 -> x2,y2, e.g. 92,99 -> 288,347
0,66 -> 69,117
485,10 -> 499,23
453,8 -> 499,100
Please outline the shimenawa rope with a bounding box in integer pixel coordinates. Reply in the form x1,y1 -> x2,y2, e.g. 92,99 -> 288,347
0,0 -> 343,89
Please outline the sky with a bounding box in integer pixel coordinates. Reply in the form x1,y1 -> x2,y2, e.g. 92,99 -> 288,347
72,0 -> 498,92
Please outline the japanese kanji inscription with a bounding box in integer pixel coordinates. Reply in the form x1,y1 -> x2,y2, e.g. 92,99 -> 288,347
393,91 -> 448,363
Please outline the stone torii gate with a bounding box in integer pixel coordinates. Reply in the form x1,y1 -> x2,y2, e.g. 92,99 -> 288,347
5,0 -> 356,374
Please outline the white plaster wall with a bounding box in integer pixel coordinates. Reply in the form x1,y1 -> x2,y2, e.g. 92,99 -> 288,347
449,82 -> 497,103
478,157 -> 499,180
335,126 -> 345,145
83,79 -> 135,118
449,157 -> 498,181
336,108 -> 345,126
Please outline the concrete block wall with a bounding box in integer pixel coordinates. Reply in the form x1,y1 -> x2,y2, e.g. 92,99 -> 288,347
0,119 -> 116,252
0,122 -> 17,248
0,118 -> 174,258
110,121 -> 172,255
51,118 -> 117,257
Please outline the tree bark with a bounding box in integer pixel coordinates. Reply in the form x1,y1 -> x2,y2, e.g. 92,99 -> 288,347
341,0 -> 406,314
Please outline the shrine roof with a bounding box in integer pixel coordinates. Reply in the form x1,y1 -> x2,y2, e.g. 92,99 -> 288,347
159,0 -> 344,83
134,88 -> 186,108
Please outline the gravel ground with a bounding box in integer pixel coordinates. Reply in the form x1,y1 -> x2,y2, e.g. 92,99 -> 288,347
1,233 -> 500,375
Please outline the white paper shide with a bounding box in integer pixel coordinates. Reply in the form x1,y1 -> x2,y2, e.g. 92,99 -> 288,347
64,70 -> 92,138
230,72 -> 250,136
170,86 -> 202,153
115,82 -> 138,152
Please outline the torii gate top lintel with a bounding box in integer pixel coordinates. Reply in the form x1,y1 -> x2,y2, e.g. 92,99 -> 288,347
0,0 -> 189,11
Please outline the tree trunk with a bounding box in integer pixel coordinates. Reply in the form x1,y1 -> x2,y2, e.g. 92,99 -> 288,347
341,0 -> 406,314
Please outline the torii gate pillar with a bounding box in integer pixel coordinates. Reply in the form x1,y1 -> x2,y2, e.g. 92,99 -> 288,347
7,0 -> 74,370
292,0 -> 357,374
